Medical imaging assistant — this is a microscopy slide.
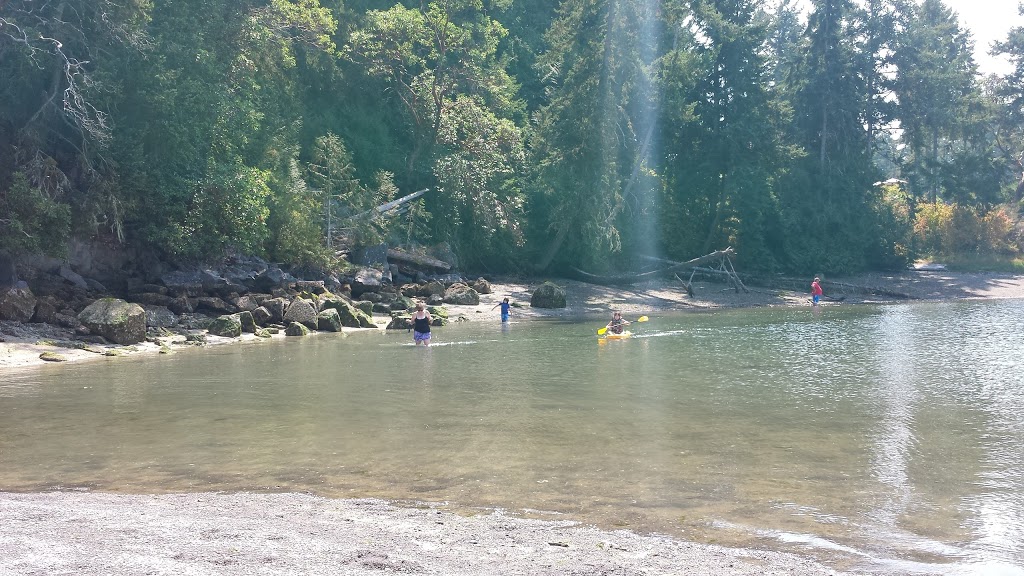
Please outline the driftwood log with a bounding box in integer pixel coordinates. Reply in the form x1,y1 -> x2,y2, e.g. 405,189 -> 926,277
573,248 -> 742,286
386,249 -> 452,271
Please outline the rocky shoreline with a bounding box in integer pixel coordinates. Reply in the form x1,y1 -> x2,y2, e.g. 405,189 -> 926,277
4,259 -> 1024,371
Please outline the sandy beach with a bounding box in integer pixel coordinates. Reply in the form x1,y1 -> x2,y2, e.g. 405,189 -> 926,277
3,270 -> 1023,575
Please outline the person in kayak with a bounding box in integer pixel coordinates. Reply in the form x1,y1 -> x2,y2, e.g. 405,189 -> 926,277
412,302 -> 433,346
605,311 -> 630,335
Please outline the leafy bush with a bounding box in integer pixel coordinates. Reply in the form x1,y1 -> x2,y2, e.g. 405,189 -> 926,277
912,201 -> 1019,258
0,173 -> 72,257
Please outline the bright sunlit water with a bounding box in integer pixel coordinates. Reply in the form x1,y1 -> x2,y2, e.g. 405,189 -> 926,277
2,301 -> 1023,574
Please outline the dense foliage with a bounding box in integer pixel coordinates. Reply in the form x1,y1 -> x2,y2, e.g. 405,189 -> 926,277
2,0 -> 1023,274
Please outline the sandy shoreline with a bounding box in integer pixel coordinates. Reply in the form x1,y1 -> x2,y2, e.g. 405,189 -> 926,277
3,270 -> 1022,575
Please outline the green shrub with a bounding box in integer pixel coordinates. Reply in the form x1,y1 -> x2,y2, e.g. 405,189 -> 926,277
0,172 -> 72,257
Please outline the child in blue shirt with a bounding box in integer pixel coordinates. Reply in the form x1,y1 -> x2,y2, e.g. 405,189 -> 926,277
491,297 -> 512,322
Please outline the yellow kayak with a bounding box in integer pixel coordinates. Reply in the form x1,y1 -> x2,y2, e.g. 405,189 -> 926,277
601,330 -> 632,340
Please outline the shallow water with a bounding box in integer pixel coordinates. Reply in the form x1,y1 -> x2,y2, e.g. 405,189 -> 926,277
2,301 -> 1023,574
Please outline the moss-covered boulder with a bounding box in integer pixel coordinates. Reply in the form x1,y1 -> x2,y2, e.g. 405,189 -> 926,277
321,297 -> 376,328
233,311 -> 256,333
386,313 -> 413,330
285,321 -> 310,336
530,282 -> 566,309
317,308 -> 342,332
426,305 -> 448,319
391,295 -> 415,311
77,298 -> 146,344
354,300 -> 374,316
39,351 -> 67,362
208,314 -> 242,338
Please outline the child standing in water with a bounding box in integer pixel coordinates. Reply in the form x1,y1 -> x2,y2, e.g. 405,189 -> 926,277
412,302 -> 432,346
811,277 -> 823,307
491,297 -> 512,322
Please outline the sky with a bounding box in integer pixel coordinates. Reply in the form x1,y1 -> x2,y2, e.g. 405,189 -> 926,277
791,0 -> 1024,75
944,0 -> 1023,74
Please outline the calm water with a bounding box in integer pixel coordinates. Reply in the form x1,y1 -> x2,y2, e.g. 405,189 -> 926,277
2,301 -> 1023,574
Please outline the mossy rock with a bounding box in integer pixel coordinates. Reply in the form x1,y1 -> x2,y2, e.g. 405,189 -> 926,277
285,322 -> 310,336
39,352 -> 67,362
317,308 -> 343,332
208,315 -> 242,338
77,298 -> 146,344
427,305 -> 449,319
254,328 -> 273,338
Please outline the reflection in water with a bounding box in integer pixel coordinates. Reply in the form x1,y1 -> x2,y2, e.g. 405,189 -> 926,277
870,306 -> 920,541
2,302 -> 1023,574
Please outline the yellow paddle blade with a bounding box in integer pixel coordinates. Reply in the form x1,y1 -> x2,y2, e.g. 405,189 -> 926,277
597,327 -> 608,335
637,316 -> 649,322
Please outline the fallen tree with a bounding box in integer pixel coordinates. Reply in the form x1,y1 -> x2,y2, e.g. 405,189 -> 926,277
572,248 -> 748,293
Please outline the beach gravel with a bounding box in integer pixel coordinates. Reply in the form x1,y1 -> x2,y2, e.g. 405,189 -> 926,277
0,492 -> 845,575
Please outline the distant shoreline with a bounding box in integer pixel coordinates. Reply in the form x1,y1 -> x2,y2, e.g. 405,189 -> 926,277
4,270 -> 1024,372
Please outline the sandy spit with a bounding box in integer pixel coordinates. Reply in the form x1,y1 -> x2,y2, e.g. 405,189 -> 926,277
0,492 -> 846,576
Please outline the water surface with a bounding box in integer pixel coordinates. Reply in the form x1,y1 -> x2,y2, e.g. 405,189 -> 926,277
2,301 -> 1023,574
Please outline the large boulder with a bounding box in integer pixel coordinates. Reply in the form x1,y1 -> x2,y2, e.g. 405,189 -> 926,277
196,296 -> 234,315
77,298 -> 146,344
230,295 -> 260,312
443,283 -> 479,305
251,265 -> 296,293
317,308 -> 343,332
351,267 -> 383,296
472,278 -> 492,295
143,305 -> 177,328
285,321 -> 310,336
391,295 -> 415,312
59,265 -> 89,290
233,311 -> 256,333
131,292 -> 176,307
0,286 -> 37,322
263,297 -> 288,323
251,306 -> 272,326
531,282 -> 567,309
321,297 -> 376,328
208,314 -> 242,338
283,298 -> 318,329
385,312 -> 413,330
419,280 -> 445,297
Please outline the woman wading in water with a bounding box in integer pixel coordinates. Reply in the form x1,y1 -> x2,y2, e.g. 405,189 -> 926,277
412,302 -> 432,346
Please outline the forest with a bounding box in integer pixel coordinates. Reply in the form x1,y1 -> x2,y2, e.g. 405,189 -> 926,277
3,0 -> 1024,277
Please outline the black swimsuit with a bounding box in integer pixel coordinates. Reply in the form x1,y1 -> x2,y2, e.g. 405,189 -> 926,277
414,314 -> 430,333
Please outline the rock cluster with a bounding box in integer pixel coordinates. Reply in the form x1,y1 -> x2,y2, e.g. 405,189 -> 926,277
0,254 -> 495,345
